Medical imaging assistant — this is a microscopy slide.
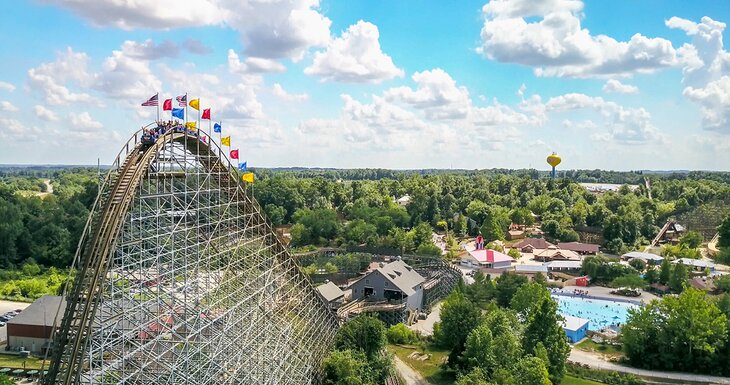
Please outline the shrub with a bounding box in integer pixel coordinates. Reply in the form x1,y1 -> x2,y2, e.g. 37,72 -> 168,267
386,323 -> 418,344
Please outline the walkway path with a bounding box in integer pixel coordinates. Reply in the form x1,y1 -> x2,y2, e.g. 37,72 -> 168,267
393,356 -> 430,385
569,349 -> 730,384
409,302 -> 441,336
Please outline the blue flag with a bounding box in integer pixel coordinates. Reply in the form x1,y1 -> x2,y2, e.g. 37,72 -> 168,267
172,108 -> 184,119
238,161 -> 247,171
213,122 -> 221,133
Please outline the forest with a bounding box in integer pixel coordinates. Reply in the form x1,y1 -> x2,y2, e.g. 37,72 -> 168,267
1,166 -> 729,272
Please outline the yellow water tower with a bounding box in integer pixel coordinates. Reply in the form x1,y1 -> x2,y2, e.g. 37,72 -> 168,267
547,152 -> 561,178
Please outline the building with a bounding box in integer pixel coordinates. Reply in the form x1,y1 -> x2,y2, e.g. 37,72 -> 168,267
534,246 -> 581,262
512,238 -> 553,253
546,260 -> 583,273
395,195 -> 411,207
460,249 -> 515,270
7,295 -> 66,354
673,258 -> 715,272
507,229 -> 525,240
622,251 -> 664,266
561,315 -> 589,343
316,281 -> 345,309
349,260 -> 425,312
557,242 -> 599,255
514,264 -> 549,280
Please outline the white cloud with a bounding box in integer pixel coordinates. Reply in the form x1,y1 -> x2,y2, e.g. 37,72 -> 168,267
70,111 -> 103,131
38,0 -> 224,30
0,81 -> 15,92
305,20 -> 403,83
34,105 -> 59,121
667,16 -> 730,133
182,38 -> 213,55
683,76 -> 730,132
120,39 -> 180,60
94,46 -> 162,102
545,93 -> 665,144
0,101 -> 18,112
272,83 -> 308,102
478,0 -> 677,78
27,47 -> 97,105
603,79 -> 639,94
227,50 -> 287,74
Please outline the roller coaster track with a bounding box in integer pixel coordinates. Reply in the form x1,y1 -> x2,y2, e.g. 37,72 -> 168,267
43,125 -> 339,385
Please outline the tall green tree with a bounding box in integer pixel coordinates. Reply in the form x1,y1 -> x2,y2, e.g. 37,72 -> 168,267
334,315 -> 386,359
522,297 -> 570,384
659,259 -> 671,285
513,356 -> 552,385
669,262 -> 688,293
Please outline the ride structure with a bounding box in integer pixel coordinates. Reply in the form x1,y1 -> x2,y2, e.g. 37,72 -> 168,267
42,123 -> 339,385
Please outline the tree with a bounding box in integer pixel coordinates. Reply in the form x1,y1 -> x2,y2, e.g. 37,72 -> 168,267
438,291 -> 483,360
718,215 -> 730,248
462,323 -> 496,374
510,282 -> 551,318
264,203 -> 287,226
507,248 -> 521,259
322,349 -> 372,385
716,275 -> 730,293
610,274 -> 646,289
659,259 -> 671,285
455,368 -> 494,385
604,238 -> 625,255
334,315 -> 386,359
669,262 -> 688,293
680,231 -> 703,249
523,297 -> 570,384
495,272 -> 528,308
628,258 -> 646,272
512,356 -> 552,385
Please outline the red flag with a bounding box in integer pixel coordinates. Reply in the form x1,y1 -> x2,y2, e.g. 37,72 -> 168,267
230,149 -> 239,159
201,135 -> 208,143
163,99 -> 172,111
201,108 -> 210,120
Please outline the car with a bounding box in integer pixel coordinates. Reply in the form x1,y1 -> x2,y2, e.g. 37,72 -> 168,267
0,321 -> 5,327
14,309 -> 22,313
0,316 -> 10,322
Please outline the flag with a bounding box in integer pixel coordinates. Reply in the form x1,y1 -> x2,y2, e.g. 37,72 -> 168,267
230,149 -> 239,159
221,136 -> 230,146
242,173 -> 254,183
201,108 -> 210,120
238,162 -> 247,171
141,93 -> 158,106
186,121 -> 197,130
213,122 -> 221,133
163,99 -> 172,111
201,135 -> 208,143
172,108 -> 184,119
189,99 -> 200,111
176,94 -> 187,107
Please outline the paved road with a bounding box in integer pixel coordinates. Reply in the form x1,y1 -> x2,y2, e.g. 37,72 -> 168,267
393,356 -> 430,385
0,300 -> 30,345
569,349 -> 730,384
409,302 -> 441,336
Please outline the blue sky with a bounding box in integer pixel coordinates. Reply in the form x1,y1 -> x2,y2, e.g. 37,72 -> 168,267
1,0 -> 730,171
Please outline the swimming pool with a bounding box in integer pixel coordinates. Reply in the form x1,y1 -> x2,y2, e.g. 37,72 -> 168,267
552,295 -> 640,331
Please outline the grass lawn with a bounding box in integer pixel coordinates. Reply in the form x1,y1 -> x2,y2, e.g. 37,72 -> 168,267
387,344 -> 454,385
575,339 -> 624,358
0,354 -> 48,369
562,375 -> 605,385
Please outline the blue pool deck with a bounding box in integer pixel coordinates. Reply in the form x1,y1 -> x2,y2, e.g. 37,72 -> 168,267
552,292 -> 641,331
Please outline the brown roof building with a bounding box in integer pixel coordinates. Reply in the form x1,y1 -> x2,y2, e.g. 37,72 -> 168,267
512,238 -> 553,253
557,242 -> 600,255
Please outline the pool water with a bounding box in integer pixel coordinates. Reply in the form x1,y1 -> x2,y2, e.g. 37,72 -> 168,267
553,295 -> 640,331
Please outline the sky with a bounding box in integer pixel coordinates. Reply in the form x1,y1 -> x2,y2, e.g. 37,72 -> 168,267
1,0 -> 730,171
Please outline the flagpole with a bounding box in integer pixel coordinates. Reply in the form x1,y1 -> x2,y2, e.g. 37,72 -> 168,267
156,92 -> 160,122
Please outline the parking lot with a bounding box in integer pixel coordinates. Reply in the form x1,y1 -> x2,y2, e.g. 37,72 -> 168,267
0,300 -> 30,345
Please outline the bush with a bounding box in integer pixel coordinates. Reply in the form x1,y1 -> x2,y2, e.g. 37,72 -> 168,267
567,363 -> 645,385
386,323 -> 418,344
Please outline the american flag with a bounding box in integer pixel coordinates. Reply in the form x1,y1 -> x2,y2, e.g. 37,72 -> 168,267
141,93 -> 158,107
176,94 -> 187,107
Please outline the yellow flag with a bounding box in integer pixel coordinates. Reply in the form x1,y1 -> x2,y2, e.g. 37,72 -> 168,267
242,172 -> 254,183
189,98 -> 200,111
221,136 -> 231,146
185,121 -> 197,130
